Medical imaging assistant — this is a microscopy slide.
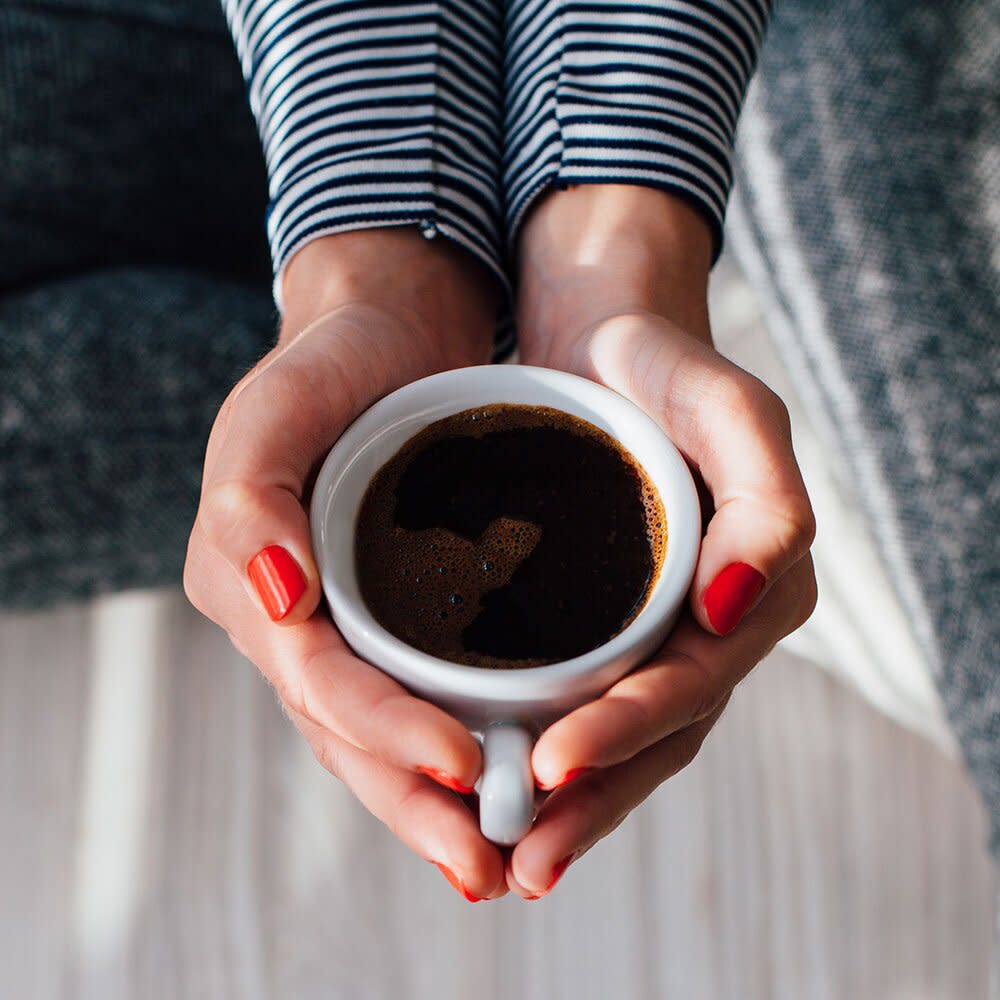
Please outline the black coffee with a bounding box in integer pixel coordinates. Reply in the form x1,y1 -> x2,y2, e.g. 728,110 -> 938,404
355,405 -> 665,668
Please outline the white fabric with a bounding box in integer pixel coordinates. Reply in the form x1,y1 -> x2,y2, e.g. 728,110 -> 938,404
709,256 -> 957,756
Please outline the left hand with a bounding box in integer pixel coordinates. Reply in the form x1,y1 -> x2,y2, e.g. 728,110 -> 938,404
505,185 -> 818,899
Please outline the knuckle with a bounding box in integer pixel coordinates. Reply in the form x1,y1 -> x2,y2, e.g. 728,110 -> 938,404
773,494 -> 818,563
596,311 -> 650,346
795,560 -> 819,629
368,689 -> 406,735
309,732 -> 342,779
785,493 -> 816,555
284,643 -> 340,728
675,729 -> 706,771
681,684 -> 722,733
661,718 -> 713,776
199,479 -> 270,554
182,534 -> 215,619
671,653 -> 721,729
760,386 -> 793,435
181,550 -> 203,611
573,768 -> 613,817
688,688 -> 722,729
712,371 -> 792,435
712,370 -> 767,418
386,781 -> 425,841
225,629 -> 252,661
607,691 -> 658,750
271,655 -> 312,722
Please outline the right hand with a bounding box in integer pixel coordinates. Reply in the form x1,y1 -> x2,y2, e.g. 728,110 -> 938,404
184,230 -> 509,901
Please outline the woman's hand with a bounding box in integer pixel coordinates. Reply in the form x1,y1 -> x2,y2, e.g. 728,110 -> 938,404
505,186 -> 818,899
184,229 -> 510,902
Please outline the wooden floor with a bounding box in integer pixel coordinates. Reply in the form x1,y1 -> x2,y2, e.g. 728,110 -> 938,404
1,587 -> 995,999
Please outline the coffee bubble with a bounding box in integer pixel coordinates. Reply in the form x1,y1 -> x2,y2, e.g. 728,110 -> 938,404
355,404 -> 665,668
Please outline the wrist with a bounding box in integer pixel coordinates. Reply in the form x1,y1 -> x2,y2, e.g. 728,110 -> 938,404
279,228 -> 499,368
517,185 -> 713,354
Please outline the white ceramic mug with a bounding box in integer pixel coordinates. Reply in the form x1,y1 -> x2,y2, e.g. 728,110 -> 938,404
310,365 -> 700,845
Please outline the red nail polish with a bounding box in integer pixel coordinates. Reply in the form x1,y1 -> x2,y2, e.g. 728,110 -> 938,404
702,562 -> 765,635
557,766 -> 592,788
247,545 -> 307,621
417,767 -> 475,795
434,863 -> 483,903
539,766 -> 592,791
546,854 -> 574,891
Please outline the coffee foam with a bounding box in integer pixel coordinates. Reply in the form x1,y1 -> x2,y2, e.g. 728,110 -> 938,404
355,405 -> 666,668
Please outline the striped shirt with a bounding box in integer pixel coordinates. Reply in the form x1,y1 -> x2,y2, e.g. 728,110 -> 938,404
222,0 -> 770,321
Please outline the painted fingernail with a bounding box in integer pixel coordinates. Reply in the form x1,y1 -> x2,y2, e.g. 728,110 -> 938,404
417,767 -> 475,795
538,766 -> 593,792
434,862 -> 483,903
547,853 -> 575,892
521,854 -> 575,899
247,545 -> 307,621
702,562 -> 765,635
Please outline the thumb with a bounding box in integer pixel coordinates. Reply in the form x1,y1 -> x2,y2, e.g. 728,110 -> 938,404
193,314 -> 380,627
586,314 -> 815,636
198,477 -> 321,626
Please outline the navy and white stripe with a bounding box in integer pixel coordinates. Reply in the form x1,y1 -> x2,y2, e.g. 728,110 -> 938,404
221,0 -> 506,307
503,0 -> 771,258
223,0 -> 770,311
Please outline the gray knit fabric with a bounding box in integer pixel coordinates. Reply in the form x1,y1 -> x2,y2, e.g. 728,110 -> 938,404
0,2 -> 270,288
729,0 -> 1000,851
0,2 -> 275,605
5,0 -> 228,33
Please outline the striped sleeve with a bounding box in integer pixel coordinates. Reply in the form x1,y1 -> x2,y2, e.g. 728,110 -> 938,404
503,0 -> 772,260
221,0 -> 507,309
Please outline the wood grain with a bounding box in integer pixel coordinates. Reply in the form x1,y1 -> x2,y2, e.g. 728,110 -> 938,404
1,588 -> 994,999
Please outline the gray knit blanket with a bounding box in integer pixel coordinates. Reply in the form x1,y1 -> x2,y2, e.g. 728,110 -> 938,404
729,0 -> 999,854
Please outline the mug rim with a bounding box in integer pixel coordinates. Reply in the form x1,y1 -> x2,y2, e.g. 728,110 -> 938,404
310,365 -> 701,705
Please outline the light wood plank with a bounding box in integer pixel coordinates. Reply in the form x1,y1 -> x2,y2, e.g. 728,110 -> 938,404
1,589 -> 994,999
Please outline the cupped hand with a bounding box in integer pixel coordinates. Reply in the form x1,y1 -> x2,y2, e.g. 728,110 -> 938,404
506,187 -> 818,898
184,230 -> 508,901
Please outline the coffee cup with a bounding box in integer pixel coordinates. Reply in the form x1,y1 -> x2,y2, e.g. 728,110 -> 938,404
309,365 -> 700,845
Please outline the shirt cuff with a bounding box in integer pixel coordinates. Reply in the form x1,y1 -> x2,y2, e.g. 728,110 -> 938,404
222,0 -> 509,311
503,0 -> 772,263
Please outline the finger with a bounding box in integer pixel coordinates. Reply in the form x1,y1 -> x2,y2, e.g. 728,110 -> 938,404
510,705 -> 725,898
288,708 -> 507,902
186,538 -> 484,791
586,314 -> 816,634
192,326 -> 357,627
531,556 -> 816,789
193,305 -> 437,627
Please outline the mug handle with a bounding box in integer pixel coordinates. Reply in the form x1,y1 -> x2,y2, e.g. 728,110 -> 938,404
479,722 -> 535,845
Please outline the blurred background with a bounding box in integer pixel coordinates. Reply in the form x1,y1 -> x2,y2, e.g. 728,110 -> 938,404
1,253 -> 995,999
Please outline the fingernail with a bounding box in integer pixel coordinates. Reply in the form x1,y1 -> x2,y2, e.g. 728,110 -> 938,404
546,853 -> 575,892
417,767 -> 475,795
538,766 -> 592,792
247,545 -> 307,621
703,562 -> 765,635
434,862 -> 483,903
